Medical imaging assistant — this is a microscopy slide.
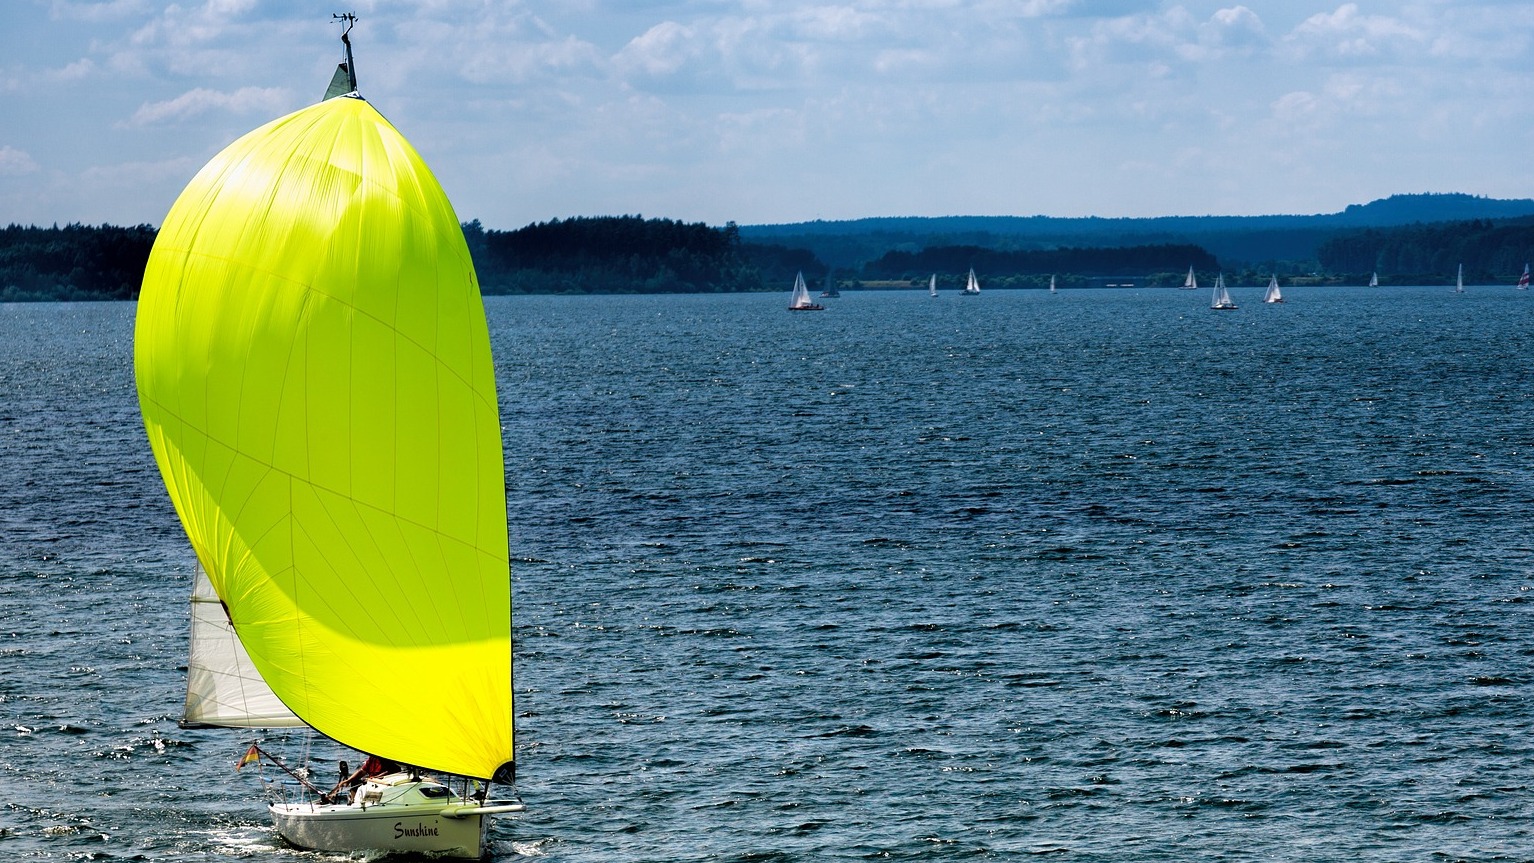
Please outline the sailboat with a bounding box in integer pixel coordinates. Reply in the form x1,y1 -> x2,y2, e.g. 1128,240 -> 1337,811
1263,275 -> 1283,304
135,16 -> 522,858
1049,274 -> 1057,294
789,271 -> 824,310
1369,272 -> 1379,287
1519,264 -> 1530,290
1183,266 -> 1198,290
819,272 -> 840,298
962,268 -> 980,295
1210,273 -> 1237,310
929,274 -> 938,297
1456,264 -> 1465,294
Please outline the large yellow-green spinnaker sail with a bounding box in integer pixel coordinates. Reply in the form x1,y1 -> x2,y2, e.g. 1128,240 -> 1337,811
135,95 -> 513,782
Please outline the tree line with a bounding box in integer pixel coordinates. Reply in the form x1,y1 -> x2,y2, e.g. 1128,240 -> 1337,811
1317,218 -> 1534,282
1,217 -> 795,301
743,194 -> 1534,272
0,217 -> 842,299
466,216 -> 756,293
0,223 -> 156,301
464,216 -> 827,294
12,215 -> 1532,301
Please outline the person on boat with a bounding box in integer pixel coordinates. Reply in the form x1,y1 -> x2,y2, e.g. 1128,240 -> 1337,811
323,754 -> 401,802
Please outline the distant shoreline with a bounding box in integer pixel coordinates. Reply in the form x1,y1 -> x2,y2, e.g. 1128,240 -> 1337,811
6,196 -> 1533,302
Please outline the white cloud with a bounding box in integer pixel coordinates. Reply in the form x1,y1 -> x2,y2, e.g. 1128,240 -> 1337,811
617,21 -> 700,81
125,86 -> 290,126
48,0 -> 151,24
4,1 -> 1534,226
1286,3 -> 1425,60
1271,89 -> 1319,124
360,9 -> 606,90
0,146 -> 40,176
1070,6 -> 1197,66
1202,5 -> 1267,50
48,58 -> 96,82
204,0 -> 257,15
789,5 -> 882,42
112,0 -> 313,83
1268,75 -> 1390,130
458,34 -> 605,85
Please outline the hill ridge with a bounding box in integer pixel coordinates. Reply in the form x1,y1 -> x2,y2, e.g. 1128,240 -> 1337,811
742,194 -> 1534,235
737,193 -> 1534,268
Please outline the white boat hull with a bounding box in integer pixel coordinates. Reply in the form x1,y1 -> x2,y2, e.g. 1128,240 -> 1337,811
271,800 -> 487,858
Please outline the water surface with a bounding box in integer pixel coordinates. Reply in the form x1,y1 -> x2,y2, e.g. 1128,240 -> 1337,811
3,286 -> 1533,861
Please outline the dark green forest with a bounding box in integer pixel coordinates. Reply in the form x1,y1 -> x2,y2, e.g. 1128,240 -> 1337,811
6,198 -> 1534,301
742,194 -> 1534,271
2,217 -> 803,301
467,216 -> 769,294
0,223 -> 156,301
1317,218 -> 1534,283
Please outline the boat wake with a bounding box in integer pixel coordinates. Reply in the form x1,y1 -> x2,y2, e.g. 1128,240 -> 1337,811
194,824 -> 279,855
502,837 -> 555,857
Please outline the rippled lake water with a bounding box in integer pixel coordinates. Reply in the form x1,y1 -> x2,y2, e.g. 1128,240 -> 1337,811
3,285 -> 1534,861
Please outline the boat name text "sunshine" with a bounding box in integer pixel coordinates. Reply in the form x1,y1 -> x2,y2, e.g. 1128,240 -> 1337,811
395,821 -> 440,838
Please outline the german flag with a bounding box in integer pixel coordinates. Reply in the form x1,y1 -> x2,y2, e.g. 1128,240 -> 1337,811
235,744 -> 261,770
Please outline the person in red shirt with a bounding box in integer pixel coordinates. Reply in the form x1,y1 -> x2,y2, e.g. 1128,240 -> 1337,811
323,754 -> 403,803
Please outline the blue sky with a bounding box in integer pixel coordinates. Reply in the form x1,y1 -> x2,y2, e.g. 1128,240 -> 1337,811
3,1 -> 1532,229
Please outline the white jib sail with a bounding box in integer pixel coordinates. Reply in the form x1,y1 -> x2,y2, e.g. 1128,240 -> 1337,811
184,563 -> 304,728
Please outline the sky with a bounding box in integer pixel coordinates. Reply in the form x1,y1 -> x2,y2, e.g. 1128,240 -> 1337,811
3,0 -> 1533,230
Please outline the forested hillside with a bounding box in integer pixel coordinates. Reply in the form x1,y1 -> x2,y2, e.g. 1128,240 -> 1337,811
0,223 -> 155,301
464,216 -> 777,294
1,217 -> 811,300
1317,219 -> 1534,282
741,194 -> 1534,271
6,196 -> 1533,301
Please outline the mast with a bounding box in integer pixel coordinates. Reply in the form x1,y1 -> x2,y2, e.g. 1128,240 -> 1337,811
335,13 -> 358,92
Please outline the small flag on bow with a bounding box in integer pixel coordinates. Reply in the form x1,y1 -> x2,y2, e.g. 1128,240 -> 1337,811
235,744 -> 261,770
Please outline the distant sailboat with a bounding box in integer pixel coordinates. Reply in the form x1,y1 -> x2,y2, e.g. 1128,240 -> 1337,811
1210,273 -> 1237,310
819,272 -> 840,298
1455,264 -> 1465,294
1519,264 -> 1530,290
962,268 -> 980,295
929,274 -> 938,296
789,271 -> 825,310
1369,272 -> 1379,287
1049,274 -> 1057,294
1263,275 -> 1283,304
1183,266 -> 1198,290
